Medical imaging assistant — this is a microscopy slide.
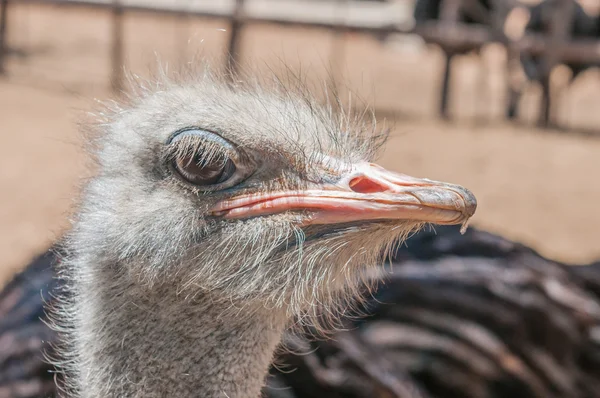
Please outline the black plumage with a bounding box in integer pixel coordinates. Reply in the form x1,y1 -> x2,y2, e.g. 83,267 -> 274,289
1,226 -> 599,398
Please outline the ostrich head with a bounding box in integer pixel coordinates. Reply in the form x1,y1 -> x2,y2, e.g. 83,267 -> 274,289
61,71 -> 476,397
78,74 -> 475,313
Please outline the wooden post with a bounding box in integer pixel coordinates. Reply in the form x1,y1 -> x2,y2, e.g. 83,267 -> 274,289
538,0 -> 574,127
439,53 -> 453,119
437,0 -> 462,119
500,0 -> 523,121
329,0 -> 348,96
110,0 -> 125,93
0,0 -> 9,75
506,49 -> 524,120
226,0 -> 244,80
175,8 -> 191,66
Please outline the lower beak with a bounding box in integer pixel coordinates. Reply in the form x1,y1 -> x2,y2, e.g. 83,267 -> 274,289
211,162 -> 477,228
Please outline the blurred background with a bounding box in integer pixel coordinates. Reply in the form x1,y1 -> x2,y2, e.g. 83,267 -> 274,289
1,0 -> 600,287
2,2 -> 600,397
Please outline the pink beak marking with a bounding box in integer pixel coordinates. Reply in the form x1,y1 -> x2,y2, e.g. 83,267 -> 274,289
210,162 -> 477,228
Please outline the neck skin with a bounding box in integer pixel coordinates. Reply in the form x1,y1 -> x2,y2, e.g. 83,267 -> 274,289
69,261 -> 288,398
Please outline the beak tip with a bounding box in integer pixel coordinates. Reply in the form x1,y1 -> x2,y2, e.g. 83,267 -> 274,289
462,188 -> 478,218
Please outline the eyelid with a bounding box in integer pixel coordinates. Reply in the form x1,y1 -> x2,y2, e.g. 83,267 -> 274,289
167,128 -> 233,148
165,128 -> 258,191
167,128 -> 239,163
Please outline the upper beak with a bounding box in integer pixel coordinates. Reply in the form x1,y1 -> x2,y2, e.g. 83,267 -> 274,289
210,162 -> 477,228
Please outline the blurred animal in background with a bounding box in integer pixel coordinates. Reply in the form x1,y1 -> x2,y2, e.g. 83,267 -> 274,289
0,250 -> 57,398
508,0 -> 600,126
412,0 -> 515,118
0,226 -> 599,398
268,225 -> 600,398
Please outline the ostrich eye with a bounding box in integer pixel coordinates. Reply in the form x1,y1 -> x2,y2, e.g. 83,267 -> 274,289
167,128 -> 254,191
173,154 -> 236,186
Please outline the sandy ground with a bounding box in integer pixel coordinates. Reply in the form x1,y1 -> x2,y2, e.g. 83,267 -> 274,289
1,4 -> 600,284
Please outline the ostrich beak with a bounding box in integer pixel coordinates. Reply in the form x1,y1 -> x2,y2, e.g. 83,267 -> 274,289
211,162 -> 477,228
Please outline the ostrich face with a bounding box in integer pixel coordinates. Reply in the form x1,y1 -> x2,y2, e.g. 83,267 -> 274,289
83,81 -> 475,310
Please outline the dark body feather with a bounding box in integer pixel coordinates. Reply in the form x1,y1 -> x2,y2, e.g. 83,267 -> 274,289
1,226 -> 599,398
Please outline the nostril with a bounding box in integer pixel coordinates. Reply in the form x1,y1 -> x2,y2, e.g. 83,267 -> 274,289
349,176 -> 389,194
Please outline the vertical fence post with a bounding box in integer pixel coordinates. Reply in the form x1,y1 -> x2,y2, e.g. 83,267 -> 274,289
176,7 -> 191,66
329,0 -> 348,97
537,0 -> 574,128
111,0 -> 125,93
226,0 -> 244,80
501,0 -> 524,121
0,0 -> 9,75
437,0 -> 462,119
439,53 -> 453,119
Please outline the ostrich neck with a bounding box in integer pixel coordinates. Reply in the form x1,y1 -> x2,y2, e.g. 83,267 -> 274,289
73,261 -> 287,398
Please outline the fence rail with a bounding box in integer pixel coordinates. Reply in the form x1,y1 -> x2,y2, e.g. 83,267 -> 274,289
2,0 -> 600,130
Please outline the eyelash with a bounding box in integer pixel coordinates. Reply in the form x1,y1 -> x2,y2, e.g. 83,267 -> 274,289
164,129 -> 236,165
162,128 -> 260,193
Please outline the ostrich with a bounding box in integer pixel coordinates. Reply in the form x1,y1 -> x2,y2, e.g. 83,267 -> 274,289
1,70 -> 599,398
3,226 -> 600,398
275,225 -> 600,398
50,71 -> 476,398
